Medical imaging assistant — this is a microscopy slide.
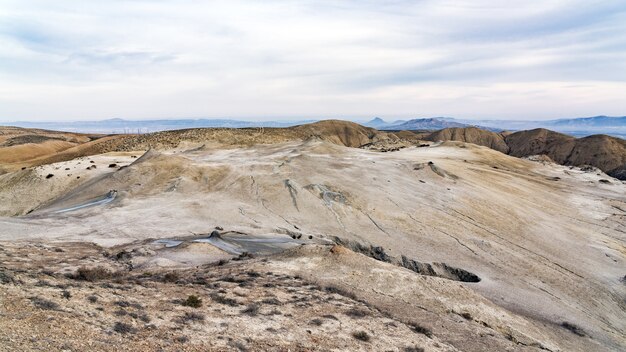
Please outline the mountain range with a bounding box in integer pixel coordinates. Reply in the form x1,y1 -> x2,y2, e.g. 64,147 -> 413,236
365,115 -> 626,138
4,118 -> 317,134
4,115 -> 626,138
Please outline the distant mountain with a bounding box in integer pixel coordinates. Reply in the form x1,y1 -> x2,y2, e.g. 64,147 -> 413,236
382,118 -> 469,130
364,117 -> 388,128
6,118 -> 318,134
5,115 -> 626,138
366,115 -> 626,138
456,115 -> 626,138
546,115 -> 626,127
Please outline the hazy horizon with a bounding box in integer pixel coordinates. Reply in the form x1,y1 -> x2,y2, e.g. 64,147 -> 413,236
2,114 -> 625,124
2,1 -> 626,121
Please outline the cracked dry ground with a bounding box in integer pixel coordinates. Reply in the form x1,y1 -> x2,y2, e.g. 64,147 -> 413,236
0,242 -> 437,352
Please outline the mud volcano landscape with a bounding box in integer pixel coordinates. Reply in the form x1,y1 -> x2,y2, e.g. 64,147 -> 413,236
1,121 -> 625,351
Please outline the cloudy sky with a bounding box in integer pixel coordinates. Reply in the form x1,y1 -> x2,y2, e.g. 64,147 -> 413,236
1,0 -> 626,121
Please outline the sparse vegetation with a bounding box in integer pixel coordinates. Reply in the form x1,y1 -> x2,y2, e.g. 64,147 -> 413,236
161,271 -> 180,283
0,270 -> 15,284
404,347 -> 425,352
211,293 -> 239,306
352,330 -> 370,342
71,266 -> 113,282
113,322 -> 137,334
178,312 -> 205,324
408,322 -> 433,338
182,295 -> 203,308
324,285 -> 358,300
261,297 -> 281,305
345,307 -> 370,318
175,336 -> 189,343
241,303 -> 260,316
30,297 -> 60,310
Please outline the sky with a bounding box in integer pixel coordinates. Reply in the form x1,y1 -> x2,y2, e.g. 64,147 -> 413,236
1,0 -> 626,122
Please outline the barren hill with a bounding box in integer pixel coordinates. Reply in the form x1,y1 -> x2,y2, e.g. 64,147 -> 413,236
404,126 -> 626,179
506,129 -> 626,178
424,127 -> 509,153
0,121 -> 398,174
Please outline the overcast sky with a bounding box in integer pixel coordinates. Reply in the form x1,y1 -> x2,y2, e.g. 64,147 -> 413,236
1,0 -> 626,122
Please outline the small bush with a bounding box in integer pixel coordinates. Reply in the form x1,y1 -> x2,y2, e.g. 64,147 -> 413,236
345,308 -> 370,318
309,318 -> 323,326
460,312 -> 473,320
72,266 -> 113,282
161,272 -> 180,283
404,347 -> 425,352
182,295 -> 203,308
175,336 -> 189,343
0,270 -> 15,284
219,275 -> 249,284
138,313 -> 151,323
241,303 -> 260,316
87,295 -> 98,303
352,330 -> 370,342
30,297 -> 60,310
210,293 -> 239,306
260,297 -> 281,305
408,322 -> 432,338
178,312 -> 205,324
115,300 -> 131,308
35,279 -> 53,287
113,322 -> 137,334
324,285 -> 357,300
46,174 -> 54,179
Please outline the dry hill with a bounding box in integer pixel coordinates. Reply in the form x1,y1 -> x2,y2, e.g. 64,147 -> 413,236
0,121 -> 399,174
425,127 -> 509,153
403,126 -> 626,179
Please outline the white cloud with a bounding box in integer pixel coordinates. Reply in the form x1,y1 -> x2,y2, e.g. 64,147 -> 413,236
0,0 -> 625,121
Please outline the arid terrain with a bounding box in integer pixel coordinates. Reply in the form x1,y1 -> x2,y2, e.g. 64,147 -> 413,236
1,121 -> 625,351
